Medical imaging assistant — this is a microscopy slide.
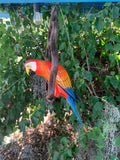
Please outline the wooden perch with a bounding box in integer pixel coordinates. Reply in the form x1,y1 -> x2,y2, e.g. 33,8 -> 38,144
45,7 -> 59,102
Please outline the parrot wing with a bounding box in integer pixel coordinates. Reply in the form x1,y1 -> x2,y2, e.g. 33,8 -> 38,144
56,64 -> 88,132
56,64 -> 80,102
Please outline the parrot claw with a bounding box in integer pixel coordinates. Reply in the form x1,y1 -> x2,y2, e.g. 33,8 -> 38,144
45,91 -> 54,103
46,96 -> 54,103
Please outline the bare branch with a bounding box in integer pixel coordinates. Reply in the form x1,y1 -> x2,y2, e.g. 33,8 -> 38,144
86,83 -> 93,96
45,7 -> 59,102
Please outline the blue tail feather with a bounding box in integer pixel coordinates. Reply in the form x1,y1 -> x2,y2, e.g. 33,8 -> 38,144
64,88 -> 76,101
64,88 -> 81,102
59,87 -> 88,132
67,94 -> 84,128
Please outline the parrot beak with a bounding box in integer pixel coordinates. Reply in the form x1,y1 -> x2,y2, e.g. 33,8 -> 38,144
26,69 -> 29,75
26,68 -> 35,76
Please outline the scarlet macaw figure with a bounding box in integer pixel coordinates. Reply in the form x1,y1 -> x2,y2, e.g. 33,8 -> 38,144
24,59 -> 88,132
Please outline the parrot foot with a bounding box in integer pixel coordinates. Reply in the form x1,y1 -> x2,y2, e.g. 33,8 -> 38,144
45,91 -> 54,103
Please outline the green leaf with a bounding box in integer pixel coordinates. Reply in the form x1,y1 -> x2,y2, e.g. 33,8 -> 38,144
60,137 -> 68,146
25,40 -> 31,47
110,34 -> 116,42
88,14 -> 95,22
81,50 -> 86,59
9,109 -> 15,121
114,137 -> 120,147
111,6 -> 119,19
91,102 -> 103,120
95,17 -> 104,32
7,47 -> 14,56
0,134 -> 4,145
7,26 -> 12,33
74,71 -> 80,80
116,96 -> 120,102
83,22 -> 90,31
114,19 -> 120,28
70,113 -> 77,126
23,19 -> 30,27
66,148 -> 72,157
88,127 -> 101,141
113,44 -> 120,52
31,116 -> 38,128
1,93 -> 9,105
65,60 -> 71,67
67,46 -> 73,56
0,30 -> 3,37
110,155 -> 119,160
109,54 -> 116,67
95,150 -> 103,160
25,120 -> 30,127
34,109 -> 41,118
110,71 -> 115,76
90,48 -> 96,57
72,24 -> 80,33
53,151 -> 59,160
60,155 -> 64,160
40,100 -> 46,112
6,21 -> 10,25
96,134 -> 105,149
6,126 -> 12,135
70,33 -> 76,42
19,121 -> 25,132
102,8 -> 108,18
89,96 -> 99,107
105,43 -> 113,51
83,70 -> 92,82
59,42 -> 66,50
64,148 -> 72,158
110,77 -> 119,89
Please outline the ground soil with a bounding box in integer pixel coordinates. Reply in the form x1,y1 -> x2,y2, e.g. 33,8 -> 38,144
0,116 -> 75,160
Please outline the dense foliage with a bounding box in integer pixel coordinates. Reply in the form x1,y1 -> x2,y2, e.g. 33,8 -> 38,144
0,2 -> 120,159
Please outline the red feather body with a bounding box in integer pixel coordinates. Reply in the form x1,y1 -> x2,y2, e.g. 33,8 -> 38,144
25,59 -> 72,99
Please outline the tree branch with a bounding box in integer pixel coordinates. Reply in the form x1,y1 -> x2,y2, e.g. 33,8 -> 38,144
45,7 -> 59,102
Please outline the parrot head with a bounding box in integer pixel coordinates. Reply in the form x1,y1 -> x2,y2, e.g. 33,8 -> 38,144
24,59 -> 37,76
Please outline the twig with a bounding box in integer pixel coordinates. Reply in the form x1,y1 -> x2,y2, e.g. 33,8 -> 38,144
0,78 -> 22,96
86,83 -> 93,96
80,33 -> 97,97
86,55 -> 97,97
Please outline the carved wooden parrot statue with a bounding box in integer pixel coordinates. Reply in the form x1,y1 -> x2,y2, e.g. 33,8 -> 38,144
24,59 -> 88,132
